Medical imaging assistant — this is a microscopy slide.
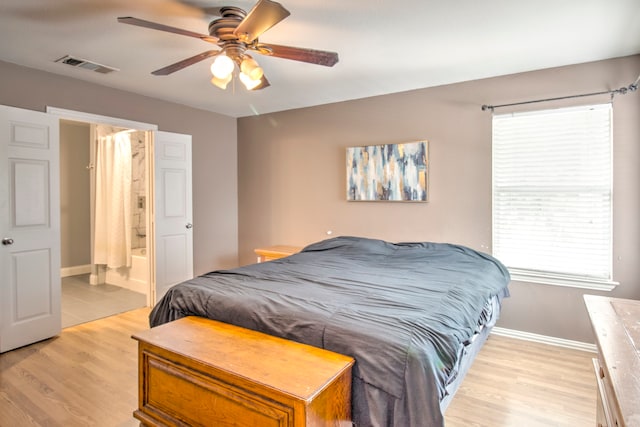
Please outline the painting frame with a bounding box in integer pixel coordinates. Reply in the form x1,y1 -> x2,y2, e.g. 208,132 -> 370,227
346,140 -> 429,202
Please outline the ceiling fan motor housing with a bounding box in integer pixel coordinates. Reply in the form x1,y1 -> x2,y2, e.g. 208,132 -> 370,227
208,7 -> 246,40
208,7 -> 251,62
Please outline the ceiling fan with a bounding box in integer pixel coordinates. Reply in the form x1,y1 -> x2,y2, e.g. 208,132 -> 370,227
118,0 -> 339,91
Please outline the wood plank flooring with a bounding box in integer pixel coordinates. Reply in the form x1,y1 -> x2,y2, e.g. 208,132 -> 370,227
0,308 -> 596,426
0,309 -> 146,427
445,334 -> 596,426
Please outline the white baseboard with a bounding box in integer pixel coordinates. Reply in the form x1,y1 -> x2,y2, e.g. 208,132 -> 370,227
60,264 -> 92,278
491,326 -> 597,353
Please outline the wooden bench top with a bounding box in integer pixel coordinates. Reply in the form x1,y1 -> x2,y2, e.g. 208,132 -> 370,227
132,316 -> 354,401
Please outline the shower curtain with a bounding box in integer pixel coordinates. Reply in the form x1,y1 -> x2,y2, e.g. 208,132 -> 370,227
93,130 -> 132,268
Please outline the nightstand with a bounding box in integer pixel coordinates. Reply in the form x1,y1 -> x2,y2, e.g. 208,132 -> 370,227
254,245 -> 302,262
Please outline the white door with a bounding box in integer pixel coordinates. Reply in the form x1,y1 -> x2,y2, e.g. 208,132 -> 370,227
0,105 -> 61,353
153,131 -> 193,302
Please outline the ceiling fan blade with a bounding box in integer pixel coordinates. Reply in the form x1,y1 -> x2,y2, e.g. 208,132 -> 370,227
151,50 -> 220,76
117,17 -> 218,43
234,0 -> 290,43
252,75 -> 271,90
258,44 -> 339,67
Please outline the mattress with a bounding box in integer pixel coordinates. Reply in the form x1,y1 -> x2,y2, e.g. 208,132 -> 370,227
150,236 -> 510,426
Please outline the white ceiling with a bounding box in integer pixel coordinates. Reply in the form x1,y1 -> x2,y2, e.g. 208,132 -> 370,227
1,0 -> 639,118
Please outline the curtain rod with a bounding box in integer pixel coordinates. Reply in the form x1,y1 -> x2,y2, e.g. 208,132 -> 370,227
481,72 -> 640,112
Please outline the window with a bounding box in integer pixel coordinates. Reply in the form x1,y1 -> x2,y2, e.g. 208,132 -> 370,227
492,103 -> 616,290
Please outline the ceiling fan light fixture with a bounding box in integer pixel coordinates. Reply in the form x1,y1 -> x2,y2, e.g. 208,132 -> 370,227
239,72 -> 261,90
211,73 -> 233,89
240,56 -> 264,81
118,0 -> 339,91
210,54 -> 235,79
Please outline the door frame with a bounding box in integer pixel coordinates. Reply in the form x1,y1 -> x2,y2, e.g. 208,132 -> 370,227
47,107 -> 158,306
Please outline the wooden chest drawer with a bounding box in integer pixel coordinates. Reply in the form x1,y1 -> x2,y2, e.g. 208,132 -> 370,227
592,357 -> 618,427
585,295 -> 640,427
132,316 -> 354,427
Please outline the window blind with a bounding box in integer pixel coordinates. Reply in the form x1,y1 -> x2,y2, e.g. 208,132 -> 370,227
492,103 -> 613,281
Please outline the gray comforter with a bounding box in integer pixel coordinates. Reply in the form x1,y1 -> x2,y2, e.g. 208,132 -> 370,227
150,236 -> 510,427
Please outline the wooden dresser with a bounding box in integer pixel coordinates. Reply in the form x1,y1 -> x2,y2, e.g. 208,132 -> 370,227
254,245 -> 302,262
132,316 -> 354,427
584,295 -> 640,427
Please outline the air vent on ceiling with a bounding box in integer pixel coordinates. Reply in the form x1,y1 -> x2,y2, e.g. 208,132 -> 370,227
55,55 -> 119,74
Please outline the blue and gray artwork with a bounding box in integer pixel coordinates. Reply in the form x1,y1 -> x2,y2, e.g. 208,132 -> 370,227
346,141 -> 428,201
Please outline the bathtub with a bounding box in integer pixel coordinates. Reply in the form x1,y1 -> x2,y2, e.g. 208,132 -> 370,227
105,248 -> 149,294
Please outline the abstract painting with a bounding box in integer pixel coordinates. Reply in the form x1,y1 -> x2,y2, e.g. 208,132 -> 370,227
346,141 -> 428,201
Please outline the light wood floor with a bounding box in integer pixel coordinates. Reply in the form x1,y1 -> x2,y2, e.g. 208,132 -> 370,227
0,308 -> 597,426
445,334 -> 596,426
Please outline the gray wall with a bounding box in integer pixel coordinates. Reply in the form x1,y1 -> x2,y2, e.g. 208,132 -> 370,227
59,121 -> 91,268
238,55 -> 640,343
3,55 -> 637,343
0,60 -> 239,274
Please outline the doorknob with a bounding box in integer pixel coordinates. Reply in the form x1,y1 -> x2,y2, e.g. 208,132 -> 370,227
185,223 -> 193,229
2,238 -> 14,245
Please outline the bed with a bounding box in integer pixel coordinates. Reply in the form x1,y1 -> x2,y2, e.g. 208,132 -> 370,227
150,236 -> 510,427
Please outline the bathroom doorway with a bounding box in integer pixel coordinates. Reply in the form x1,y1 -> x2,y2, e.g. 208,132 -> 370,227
59,120 -> 150,328
1,105 -> 192,349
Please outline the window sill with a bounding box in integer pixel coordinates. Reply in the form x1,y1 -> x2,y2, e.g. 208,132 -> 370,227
508,268 -> 619,291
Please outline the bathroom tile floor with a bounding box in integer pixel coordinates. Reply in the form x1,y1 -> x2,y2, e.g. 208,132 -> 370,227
61,274 -> 147,328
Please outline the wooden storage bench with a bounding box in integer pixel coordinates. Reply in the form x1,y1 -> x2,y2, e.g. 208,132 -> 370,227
132,316 -> 354,427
